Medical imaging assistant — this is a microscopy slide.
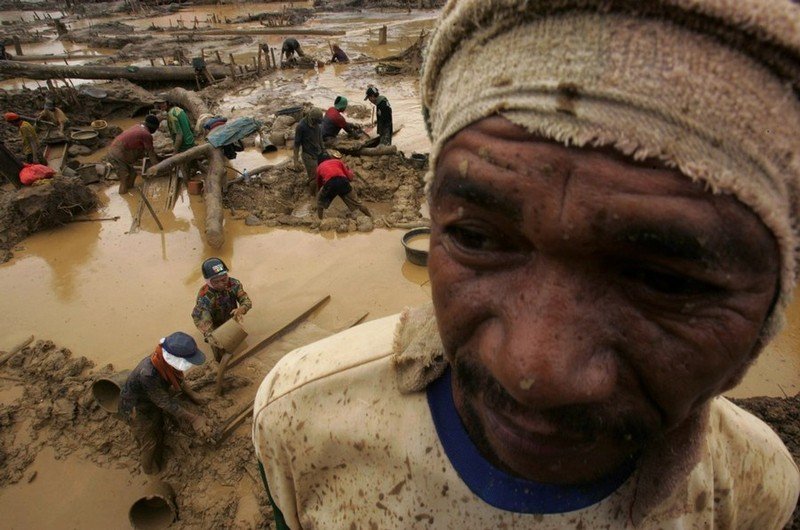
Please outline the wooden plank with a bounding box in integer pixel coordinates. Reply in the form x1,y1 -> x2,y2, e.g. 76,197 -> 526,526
227,294 -> 331,370
331,312 -> 369,334
214,402 -> 254,447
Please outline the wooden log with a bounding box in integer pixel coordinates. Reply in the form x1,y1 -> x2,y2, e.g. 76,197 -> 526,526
166,28 -> 345,36
205,147 -> 226,249
9,53 -> 106,62
357,145 -> 397,156
0,61 -> 231,82
0,335 -> 34,367
147,143 -> 214,176
165,87 -> 209,123
379,25 -> 388,45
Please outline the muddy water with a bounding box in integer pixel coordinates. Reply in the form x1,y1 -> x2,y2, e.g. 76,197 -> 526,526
0,446 -> 148,528
0,184 -> 430,371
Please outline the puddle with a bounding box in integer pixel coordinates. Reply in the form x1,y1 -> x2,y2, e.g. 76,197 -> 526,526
0,447 -> 146,529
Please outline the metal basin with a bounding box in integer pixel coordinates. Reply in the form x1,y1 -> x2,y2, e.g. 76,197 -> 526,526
402,227 -> 431,266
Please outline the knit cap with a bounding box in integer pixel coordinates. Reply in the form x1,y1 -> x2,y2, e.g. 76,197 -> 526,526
421,0 -> 800,341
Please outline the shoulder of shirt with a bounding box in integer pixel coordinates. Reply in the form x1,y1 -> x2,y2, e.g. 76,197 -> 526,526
708,396 -> 799,491
254,313 -> 400,408
228,277 -> 242,288
197,284 -> 210,298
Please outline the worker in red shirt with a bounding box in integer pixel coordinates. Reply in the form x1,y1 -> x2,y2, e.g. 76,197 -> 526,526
108,115 -> 160,194
320,96 -> 364,142
315,152 -> 372,219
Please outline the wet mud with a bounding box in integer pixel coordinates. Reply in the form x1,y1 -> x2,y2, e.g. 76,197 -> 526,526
0,339 -> 270,529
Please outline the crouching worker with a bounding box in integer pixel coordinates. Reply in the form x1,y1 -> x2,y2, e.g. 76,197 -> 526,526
119,332 -> 210,475
192,257 -> 252,396
108,114 -> 160,195
315,152 -> 371,219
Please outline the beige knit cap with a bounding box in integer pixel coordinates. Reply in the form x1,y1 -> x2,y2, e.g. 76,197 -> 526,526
421,0 -> 800,341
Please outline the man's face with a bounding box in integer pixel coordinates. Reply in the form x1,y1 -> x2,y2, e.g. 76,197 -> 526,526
208,274 -> 228,291
428,116 -> 779,485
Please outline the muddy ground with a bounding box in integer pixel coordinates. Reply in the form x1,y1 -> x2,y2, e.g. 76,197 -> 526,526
0,339 -> 270,529
0,339 -> 797,529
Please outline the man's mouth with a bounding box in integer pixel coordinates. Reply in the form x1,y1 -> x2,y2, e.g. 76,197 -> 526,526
481,398 -> 599,459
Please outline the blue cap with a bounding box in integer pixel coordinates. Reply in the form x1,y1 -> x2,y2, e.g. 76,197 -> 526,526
163,332 -> 206,365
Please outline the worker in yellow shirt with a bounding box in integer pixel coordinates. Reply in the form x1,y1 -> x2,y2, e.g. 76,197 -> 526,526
5,112 -> 40,163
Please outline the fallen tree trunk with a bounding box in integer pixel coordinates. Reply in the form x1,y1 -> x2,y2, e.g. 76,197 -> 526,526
205,147 -> 226,249
0,60 -> 230,82
167,28 -> 345,36
148,144 -> 214,175
165,87 -> 208,124
10,53 -> 109,62
357,145 -> 398,156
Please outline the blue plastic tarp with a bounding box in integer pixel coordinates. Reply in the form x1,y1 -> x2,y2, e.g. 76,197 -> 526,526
206,117 -> 262,148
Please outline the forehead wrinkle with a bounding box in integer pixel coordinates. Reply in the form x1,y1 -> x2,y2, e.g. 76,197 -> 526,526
432,172 -> 523,222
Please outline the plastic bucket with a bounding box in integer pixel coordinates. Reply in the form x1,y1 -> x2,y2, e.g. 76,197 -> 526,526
210,318 -> 248,353
129,480 -> 177,529
91,369 -> 131,415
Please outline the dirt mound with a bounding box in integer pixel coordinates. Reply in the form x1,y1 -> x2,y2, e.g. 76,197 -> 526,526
225,152 -> 426,231
733,394 -> 800,529
0,339 -> 272,529
0,176 -> 97,262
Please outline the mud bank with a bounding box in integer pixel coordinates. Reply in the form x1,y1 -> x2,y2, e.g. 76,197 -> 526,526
0,176 -> 96,262
0,339 -> 272,529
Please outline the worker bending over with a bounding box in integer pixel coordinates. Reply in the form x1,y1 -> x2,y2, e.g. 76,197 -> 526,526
119,331 -> 210,475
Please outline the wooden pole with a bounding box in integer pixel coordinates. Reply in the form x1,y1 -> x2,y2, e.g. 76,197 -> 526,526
215,50 -> 222,63
12,36 -> 22,56
270,47 -> 277,69
256,46 -> 262,74
379,25 -> 387,45
134,185 -> 164,231
0,335 -> 34,367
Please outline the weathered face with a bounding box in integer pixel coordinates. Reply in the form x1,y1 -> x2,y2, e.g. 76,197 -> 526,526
208,274 -> 229,291
428,116 -> 779,485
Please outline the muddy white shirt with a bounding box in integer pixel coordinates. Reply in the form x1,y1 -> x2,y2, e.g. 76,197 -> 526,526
253,313 -> 799,529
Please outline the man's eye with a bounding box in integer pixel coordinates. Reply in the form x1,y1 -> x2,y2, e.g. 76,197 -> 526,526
445,225 -> 505,252
621,267 -> 721,297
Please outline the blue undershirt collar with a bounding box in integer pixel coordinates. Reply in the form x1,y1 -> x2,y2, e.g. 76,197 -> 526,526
426,368 -> 637,514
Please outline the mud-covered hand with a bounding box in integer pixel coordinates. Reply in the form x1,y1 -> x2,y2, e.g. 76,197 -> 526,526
190,415 -> 212,439
230,306 -> 247,322
205,333 -> 223,350
145,167 -> 158,179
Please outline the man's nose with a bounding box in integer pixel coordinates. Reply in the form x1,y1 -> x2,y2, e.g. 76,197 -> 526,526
483,263 -> 619,410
